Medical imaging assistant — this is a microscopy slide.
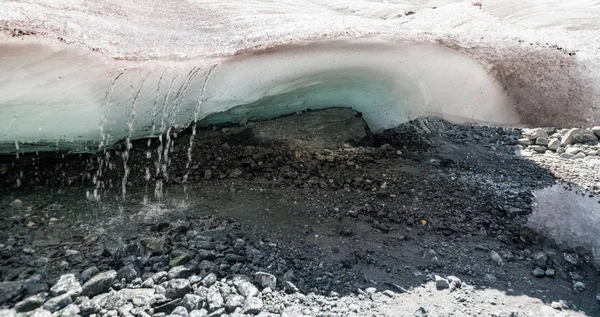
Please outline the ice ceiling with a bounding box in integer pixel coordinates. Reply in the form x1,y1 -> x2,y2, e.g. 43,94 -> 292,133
1,0 -> 600,153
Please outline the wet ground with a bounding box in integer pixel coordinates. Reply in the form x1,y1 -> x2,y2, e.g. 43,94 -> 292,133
1,110 -> 600,316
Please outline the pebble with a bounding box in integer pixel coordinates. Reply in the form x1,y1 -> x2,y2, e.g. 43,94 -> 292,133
80,266 -> 100,283
171,306 -> 189,316
225,294 -> 245,312
544,268 -> 555,277
181,294 -> 202,311
81,270 -> 117,297
201,273 -> 217,287
533,267 -> 545,277
243,297 -> 263,314
490,251 -> 503,265
254,272 -> 277,290
435,275 -> 449,290
165,279 -> 192,299
50,274 -> 82,297
14,294 -> 46,312
573,281 -> 586,292
43,293 -> 72,312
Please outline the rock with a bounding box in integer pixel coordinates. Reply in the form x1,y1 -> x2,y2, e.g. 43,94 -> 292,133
0,309 -> 16,317
483,274 -> 497,283
536,137 -> 549,146
517,138 -> 533,146
203,170 -> 213,180
171,306 -> 189,316
81,270 -> 117,297
243,297 -> 263,315
11,199 -> 23,207
561,128 -> 598,146
225,295 -> 245,312
592,126 -> 600,138
547,139 -> 561,151
529,145 -> 547,153
118,288 -> 155,306
90,291 -> 125,310
533,267 -> 546,277
170,255 -> 190,267
43,293 -> 72,312
153,299 -> 183,314
283,281 -> 299,294
189,309 -> 208,317
117,265 -> 140,283
523,128 -> 548,140
434,275 -> 449,290
447,276 -> 462,292
382,290 -> 395,297
414,307 -> 428,317
229,168 -> 243,178
181,294 -> 202,311
168,266 -> 194,280
490,251 -> 503,265
532,251 -> 547,268
560,153 -> 574,159
573,281 -> 586,292
235,280 -> 259,298
0,280 -> 24,305
254,272 -> 276,290
50,274 -> 82,297
545,268 -> 555,277
201,273 -> 217,287
165,279 -> 192,299
14,294 -> 46,312
551,300 -> 568,310
27,308 -> 52,317
141,278 -> 154,289
53,303 -> 80,317
206,287 -> 224,311
80,267 -> 100,283
565,147 -> 581,155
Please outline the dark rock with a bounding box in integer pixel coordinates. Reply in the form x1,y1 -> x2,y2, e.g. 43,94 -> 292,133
43,293 -> 72,312
0,281 -> 23,305
14,294 -> 46,312
80,267 -> 99,283
165,279 -> 192,299
153,299 -> 182,314
117,265 -> 141,283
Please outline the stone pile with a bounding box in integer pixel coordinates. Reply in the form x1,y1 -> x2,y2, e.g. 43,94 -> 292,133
518,127 -> 600,159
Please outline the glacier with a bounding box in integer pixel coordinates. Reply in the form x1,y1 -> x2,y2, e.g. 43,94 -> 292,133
1,0 -> 600,153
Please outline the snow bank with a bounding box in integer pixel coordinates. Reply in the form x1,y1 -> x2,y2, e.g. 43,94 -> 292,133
1,0 -> 600,153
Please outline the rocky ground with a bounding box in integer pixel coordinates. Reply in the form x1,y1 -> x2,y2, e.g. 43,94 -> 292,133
1,108 -> 600,317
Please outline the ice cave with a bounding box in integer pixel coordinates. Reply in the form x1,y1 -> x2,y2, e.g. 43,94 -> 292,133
1,1 -> 600,316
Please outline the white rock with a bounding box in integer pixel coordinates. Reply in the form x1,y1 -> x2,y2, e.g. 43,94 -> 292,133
561,128 -> 598,146
547,139 -> 561,151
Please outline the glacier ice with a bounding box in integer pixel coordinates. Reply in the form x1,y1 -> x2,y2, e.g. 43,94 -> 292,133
1,0 -> 600,153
